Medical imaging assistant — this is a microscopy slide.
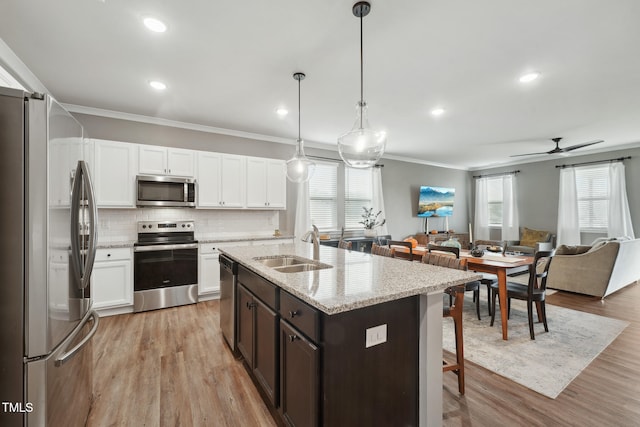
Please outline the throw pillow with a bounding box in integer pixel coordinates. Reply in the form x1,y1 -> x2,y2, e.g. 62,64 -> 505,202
520,227 -> 550,248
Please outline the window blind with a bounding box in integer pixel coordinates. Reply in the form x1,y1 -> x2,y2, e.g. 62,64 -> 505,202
487,177 -> 503,226
309,163 -> 338,229
575,165 -> 609,230
345,168 -> 373,228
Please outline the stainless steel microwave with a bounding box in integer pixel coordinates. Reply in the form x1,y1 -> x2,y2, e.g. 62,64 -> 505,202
136,175 -> 196,207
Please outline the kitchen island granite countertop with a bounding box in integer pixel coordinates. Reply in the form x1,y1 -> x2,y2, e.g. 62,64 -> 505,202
219,241 -> 481,315
198,234 -> 294,244
96,240 -> 135,249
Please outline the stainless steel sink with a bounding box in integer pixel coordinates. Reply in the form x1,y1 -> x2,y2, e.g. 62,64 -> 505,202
254,255 -> 308,268
253,255 -> 332,273
272,263 -> 332,273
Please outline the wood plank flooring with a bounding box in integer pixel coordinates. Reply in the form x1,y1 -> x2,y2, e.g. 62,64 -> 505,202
87,282 -> 640,426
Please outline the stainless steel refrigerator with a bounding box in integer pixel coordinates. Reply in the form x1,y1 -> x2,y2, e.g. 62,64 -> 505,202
0,86 -> 99,426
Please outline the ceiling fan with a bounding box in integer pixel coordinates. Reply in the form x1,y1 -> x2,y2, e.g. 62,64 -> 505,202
510,137 -> 604,157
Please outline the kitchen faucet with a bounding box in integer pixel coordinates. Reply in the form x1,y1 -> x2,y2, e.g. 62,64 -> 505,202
301,225 -> 320,260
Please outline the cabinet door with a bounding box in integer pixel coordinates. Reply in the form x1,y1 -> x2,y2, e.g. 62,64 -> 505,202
94,140 -> 136,207
91,259 -> 133,309
167,148 -> 194,177
280,320 -> 319,427
198,252 -> 220,295
266,159 -> 286,209
221,154 -> 246,208
246,157 -> 267,208
139,145 -> 168,175
196,151 -> 222,207
254,298 -> 279,406
236,284 -> 254,364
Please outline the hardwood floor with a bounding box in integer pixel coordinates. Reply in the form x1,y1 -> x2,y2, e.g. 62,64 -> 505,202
88,283 -> 640,426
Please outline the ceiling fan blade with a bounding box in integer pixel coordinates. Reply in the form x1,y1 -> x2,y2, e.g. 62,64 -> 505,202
562,140 -> 604,152
509,151 -> 549,157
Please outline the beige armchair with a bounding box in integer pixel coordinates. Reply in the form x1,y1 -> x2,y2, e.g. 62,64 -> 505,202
505,227 -> 555,255
547,239 -> 640,297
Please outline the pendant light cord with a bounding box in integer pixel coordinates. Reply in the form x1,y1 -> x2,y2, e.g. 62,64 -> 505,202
359,10 -> 364,129
298,76 -> 301,142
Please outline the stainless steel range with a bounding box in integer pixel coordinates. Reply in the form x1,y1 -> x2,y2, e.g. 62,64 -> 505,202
133,220 -> 198,312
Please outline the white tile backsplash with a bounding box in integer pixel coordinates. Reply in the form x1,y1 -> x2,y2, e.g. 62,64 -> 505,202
97,208 -> 280,242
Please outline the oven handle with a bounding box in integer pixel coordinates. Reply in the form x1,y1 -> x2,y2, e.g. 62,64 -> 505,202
134,243 -> 198,252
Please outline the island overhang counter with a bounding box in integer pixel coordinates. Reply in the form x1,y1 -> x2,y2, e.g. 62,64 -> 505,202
219,242 -> 481,427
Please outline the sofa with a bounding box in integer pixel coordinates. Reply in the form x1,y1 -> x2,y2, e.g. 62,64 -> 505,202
547,238 -> 640,298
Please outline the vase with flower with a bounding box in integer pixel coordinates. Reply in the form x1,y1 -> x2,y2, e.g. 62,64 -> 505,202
359,207 -> 385,237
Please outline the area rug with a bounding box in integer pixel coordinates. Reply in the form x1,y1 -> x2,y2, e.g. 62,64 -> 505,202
442,295 -> 629,399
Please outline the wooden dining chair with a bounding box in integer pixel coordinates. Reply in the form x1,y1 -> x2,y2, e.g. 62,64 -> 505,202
427,245 -> 482,320
371,243 -> 394,257
388,240 -> 413,260
338,239 -> 352,250
490,250 -> 555,340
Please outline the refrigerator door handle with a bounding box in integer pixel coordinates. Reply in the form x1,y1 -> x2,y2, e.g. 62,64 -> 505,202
80,160 -> 98,289
70,160 -> 98,290
55,309 -> 99,367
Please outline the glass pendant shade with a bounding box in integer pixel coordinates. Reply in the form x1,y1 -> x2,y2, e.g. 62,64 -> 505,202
286,139 -> 315,183
338,102 -> 387,168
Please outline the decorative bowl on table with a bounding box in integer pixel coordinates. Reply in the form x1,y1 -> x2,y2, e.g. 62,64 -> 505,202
486,245 -> 503,253
470,247 -> 485,257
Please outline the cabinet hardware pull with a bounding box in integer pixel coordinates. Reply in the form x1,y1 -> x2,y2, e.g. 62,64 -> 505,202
289,310 -> 299,318
246,301 -> 251,309
288,334 -> 298,342
107,253 -> 111,257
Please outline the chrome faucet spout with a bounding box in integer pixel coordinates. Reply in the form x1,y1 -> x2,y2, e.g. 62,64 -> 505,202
301,225 -> 320,260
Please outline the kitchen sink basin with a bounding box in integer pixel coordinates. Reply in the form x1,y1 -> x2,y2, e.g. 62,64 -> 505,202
253,255 -> 332,273
272,263 -> 332,273
254,255 -> 309,267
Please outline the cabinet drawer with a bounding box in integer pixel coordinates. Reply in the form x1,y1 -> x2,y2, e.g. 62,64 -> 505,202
199,244 -> 219,255
95,247 -> 131,262
238,265 -> 278,310
280,291 -> 319,343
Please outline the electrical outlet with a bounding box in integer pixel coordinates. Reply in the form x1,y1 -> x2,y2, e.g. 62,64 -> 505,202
365,324 -> 387,348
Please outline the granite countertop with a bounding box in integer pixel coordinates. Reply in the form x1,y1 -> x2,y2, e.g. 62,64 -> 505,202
96,241 -> 135,249
219,242 -> 481,315
198,235 -> 294,244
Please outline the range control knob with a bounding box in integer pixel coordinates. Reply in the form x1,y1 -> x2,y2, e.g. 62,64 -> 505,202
142,225 -> 147,229
187,224 -> 191,228
182,224 -> 186,228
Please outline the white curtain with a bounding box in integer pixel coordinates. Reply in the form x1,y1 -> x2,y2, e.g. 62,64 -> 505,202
608,162 -> 635,239
372,167 -> 389,236
501,174 -> 520,240
474,178 -> 490,241
557,168 -> 581,245
294,181 -> 311,239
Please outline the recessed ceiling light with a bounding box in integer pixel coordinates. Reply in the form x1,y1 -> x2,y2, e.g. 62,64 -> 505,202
143,17 -> 167,33
519,72 -> 540,83
431,107 -> 445,117
276,108 -> 288,117
149,80 -> 167,90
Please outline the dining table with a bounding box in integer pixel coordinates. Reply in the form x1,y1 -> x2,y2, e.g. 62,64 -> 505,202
391,245 -> 534,340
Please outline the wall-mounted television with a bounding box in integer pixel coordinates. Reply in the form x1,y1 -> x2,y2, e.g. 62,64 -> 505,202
417,186 -> 455,217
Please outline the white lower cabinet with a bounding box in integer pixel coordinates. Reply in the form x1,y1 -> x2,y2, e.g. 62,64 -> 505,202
91,248 -> 133,313
198,241 -> 251,299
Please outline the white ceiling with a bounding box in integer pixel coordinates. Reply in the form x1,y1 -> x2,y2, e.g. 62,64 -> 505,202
2,0 -> 640,169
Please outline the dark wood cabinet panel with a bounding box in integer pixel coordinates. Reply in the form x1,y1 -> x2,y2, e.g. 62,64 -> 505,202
236,284 -> 254,364
238,264 -> 278,309
253,298 -> 279,407
280,320 -> 319,427
279,291 -> 319,343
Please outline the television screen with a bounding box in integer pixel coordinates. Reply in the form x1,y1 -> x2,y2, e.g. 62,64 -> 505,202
417,186 -> 455,217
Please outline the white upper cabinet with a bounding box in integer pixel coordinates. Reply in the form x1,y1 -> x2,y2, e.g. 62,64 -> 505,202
93,139 -> 137,208
246,157 -> 286,209
139,145 -> 194,177
196,151 -> 246,208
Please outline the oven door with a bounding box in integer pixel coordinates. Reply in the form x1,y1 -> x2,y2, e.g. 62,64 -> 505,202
134,244 -> 198,291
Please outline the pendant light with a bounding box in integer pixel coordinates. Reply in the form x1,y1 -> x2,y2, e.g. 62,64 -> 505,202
286,72 -> 316,183
337,1 -> 387,169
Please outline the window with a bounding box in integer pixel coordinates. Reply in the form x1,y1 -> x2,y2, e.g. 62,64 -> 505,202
575,165 -> 609,231
309,163 -> 338,229
308,162 -> 374,231
345,168 -> 373,228
487,177 -> 503,226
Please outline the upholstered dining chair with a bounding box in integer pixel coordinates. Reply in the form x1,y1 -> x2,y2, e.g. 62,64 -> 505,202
490,250 -> 555,340
427,245 -> 482,320
420,254 -> 467,394
371,243 -> 394,257
388,240 -> 413,261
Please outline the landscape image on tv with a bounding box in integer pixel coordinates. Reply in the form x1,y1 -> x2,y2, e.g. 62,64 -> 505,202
417,186 -> 455,217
